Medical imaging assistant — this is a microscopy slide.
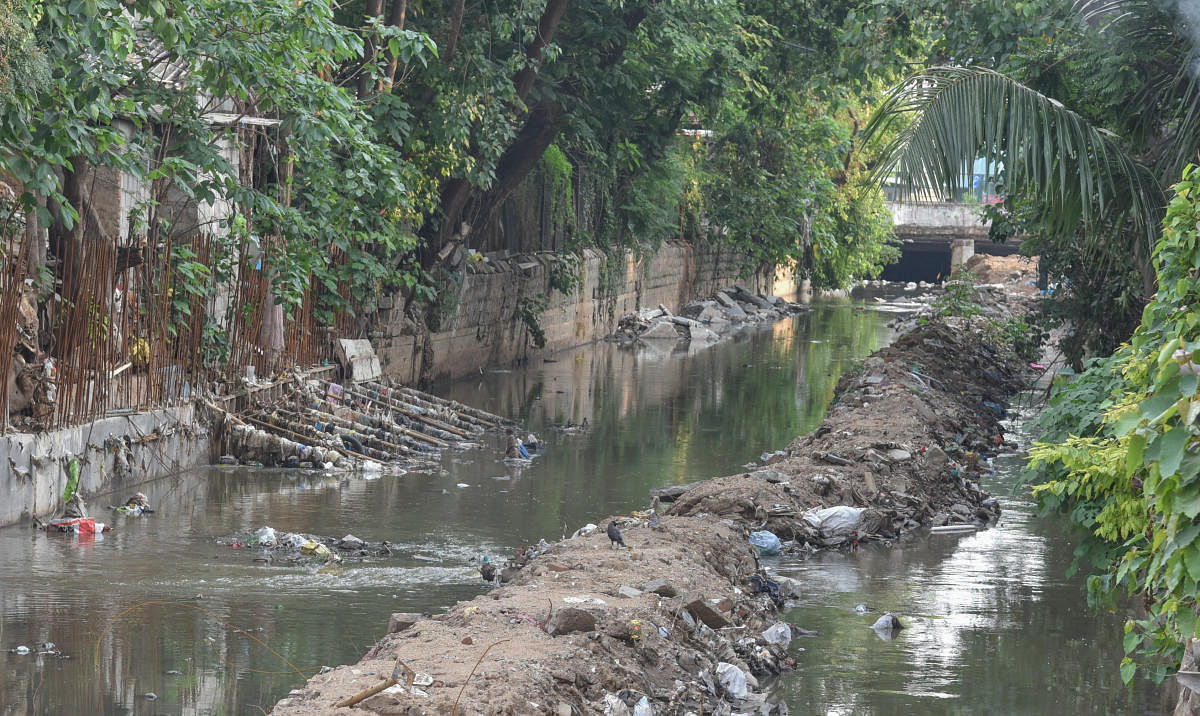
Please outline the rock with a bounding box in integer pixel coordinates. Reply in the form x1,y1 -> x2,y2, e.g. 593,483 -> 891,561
617,585 -> 643,599
546,562 -> 570,572
640,321 -> 683,341
461,637 -> 473,645
950,503 -> 972,517
679,301 -> 715,318
338,534 -> 364,550
774,576 -> 802,599
750,469 -> 789,484
741,292 -> 772,310
650,482 -> 701,502
547,607 -> 596,636
925,445 -> 949,469
886,448 -> 912,462
714,291 -> 739,309
684,595 -> 731,629
555,703 -> 573,716
872,613 -> 904,631
764,295 -> 784,306
642,579 -> 680,598
688,325 -> 720,343
388,613 -> 421,633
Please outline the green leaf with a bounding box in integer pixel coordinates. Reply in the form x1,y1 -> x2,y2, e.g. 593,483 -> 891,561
1158,426 -> 1189,477
1121,657 -> 1137,684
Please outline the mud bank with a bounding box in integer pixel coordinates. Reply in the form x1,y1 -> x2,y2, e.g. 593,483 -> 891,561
273,295 -> 1033,716
666,319 -> 1029,546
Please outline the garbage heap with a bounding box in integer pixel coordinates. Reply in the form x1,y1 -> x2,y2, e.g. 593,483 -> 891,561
663,318 -> 1030,549
214,378 -> 511,470
611,284 -> 807,346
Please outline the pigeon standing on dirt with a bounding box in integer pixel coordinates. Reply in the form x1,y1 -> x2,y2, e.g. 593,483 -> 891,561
607,521 -> 626,548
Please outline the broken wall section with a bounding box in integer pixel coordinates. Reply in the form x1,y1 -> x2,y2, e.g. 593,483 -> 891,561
0,404 -> 210,527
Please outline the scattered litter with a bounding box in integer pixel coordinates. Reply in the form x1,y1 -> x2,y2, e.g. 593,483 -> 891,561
12,645 -> 30,655
562,596 -> 606,605
748,530 -> 782,556
930,524 -> 979,534
456,483 -> 470,488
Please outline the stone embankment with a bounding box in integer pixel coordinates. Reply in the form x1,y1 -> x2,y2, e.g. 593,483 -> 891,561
273,277 -> 1035,716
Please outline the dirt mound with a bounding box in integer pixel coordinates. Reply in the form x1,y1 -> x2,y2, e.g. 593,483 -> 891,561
965,253 -> 1039,294
667,320 -> 1027,546
273,517 -> 794,715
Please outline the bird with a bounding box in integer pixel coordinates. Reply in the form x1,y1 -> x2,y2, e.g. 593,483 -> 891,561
479,559 -> 497,583
647,512 -> 661,531
607,521 -> 626,548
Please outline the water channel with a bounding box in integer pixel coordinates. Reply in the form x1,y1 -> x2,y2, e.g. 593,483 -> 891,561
0,298 -> 1163,714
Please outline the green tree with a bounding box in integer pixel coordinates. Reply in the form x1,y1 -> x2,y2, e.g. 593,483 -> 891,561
866,0 -> 1200,363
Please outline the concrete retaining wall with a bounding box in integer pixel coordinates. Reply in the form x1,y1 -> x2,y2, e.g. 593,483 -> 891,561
375,241 -> 795,383
0,405 -> 210,527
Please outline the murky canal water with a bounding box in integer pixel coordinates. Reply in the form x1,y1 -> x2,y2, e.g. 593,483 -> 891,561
0,299 -> 1162,714
768,407 -> 1162,714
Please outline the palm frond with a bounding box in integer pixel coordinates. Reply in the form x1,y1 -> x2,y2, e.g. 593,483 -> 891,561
866,66 -> 1163,250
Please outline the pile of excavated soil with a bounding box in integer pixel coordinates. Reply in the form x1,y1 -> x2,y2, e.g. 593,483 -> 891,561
667,320 -> 1027,545
273,517 -> 794,715
273,309 -> 1035,716
965,253 -> 1039,294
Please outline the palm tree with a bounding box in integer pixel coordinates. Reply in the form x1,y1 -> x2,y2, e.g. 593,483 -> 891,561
865,0 -> 1197,302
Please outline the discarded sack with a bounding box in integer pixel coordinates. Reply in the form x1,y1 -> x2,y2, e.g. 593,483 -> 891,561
46,518 -> 109,534
715,662 -> 749,700
748,530 -> 782,556
802,506 -> 865,537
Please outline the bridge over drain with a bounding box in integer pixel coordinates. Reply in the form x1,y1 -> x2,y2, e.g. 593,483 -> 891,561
882,201 -> 1020,282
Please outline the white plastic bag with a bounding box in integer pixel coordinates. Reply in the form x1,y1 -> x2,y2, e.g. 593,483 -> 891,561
715,662 -> 749,699
802,506 -> 865,537
761,623 -> 792,647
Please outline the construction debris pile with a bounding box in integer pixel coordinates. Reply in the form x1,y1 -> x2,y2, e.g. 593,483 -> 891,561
611,284 -> 807,346
214,377 -> 511,470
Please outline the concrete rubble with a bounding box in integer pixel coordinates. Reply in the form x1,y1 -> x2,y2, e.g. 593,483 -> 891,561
609,286 -> 808,346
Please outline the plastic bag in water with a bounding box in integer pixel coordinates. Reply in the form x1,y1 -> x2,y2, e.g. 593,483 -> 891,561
749,530 -> 782,556
761,622 -> 792,647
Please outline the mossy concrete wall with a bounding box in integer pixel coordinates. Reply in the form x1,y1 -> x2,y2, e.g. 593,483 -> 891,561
375,242 -> 795,384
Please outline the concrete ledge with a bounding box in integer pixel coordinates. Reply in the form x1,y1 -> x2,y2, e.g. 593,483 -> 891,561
0,404 -> 211,527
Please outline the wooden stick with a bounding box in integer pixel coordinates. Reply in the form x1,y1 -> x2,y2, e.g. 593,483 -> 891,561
335,677 -> 397,708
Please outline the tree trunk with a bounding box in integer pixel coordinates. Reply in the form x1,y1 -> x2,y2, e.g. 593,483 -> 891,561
382,0 -> 409,90
358,0 -> 385,100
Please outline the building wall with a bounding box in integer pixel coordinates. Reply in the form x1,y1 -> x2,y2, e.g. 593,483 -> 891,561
0,405 -> 211,527
375,241 -> 796,384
